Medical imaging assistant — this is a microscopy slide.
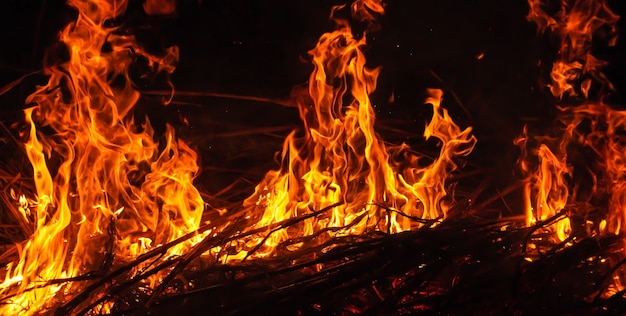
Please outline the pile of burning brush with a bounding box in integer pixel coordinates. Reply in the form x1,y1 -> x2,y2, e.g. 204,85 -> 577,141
0,0 -> 625,314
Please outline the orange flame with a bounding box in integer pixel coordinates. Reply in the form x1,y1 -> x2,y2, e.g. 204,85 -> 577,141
526,0 -> 618,99
0,0 -> 204,313
0,0 -> 477,311
559,103 -> 626,237
516,131 -> 572,241
239,0 -> 476,258
521,0 -> 619,240
522,0 -> 623,294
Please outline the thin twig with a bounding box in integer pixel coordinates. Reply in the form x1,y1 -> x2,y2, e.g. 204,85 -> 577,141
372,203 -> 441,225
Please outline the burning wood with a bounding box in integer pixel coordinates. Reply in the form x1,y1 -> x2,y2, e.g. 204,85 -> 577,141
0,0 -> 624,314
519,0 -> 625,295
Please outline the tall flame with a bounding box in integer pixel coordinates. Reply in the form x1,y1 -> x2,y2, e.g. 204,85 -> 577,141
0,0 -> 203,313
520,0 -> 621,248
239,1 -> 476,257
517,138 -> 572,241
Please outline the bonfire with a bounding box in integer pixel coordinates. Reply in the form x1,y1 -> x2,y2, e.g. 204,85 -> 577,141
0,0 -> 624,314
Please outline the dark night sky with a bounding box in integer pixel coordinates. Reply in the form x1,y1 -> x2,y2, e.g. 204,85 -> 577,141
1,0 -> 625,208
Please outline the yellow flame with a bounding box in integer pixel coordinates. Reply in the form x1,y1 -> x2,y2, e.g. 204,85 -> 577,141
1,0 -> 477,312
0,0 -> 205,313
239,0 -> 475,258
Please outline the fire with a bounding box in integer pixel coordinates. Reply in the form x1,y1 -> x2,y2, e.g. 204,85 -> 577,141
520,0 -> 619,242
238,1 -> 476,258
517,137 -> 572,241
0,0 -> 204,313
1,0 -> 622,312
526,0 -> 618,99
520,0 -> 626,299
0,0 -> 477,312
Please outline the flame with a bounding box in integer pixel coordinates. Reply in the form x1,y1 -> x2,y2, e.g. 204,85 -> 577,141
516,132 -> 572,241
526,0 -> 618,99
0,0 -> 476,311
0,0 -> 204,313
239,1 -> 476,258
560,103 -> 626,237
518,102 -> 626,239
522,0 -> 623,294
520,0 -> 619,239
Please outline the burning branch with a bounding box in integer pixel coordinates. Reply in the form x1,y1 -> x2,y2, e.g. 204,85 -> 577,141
0,0 -> 624,314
